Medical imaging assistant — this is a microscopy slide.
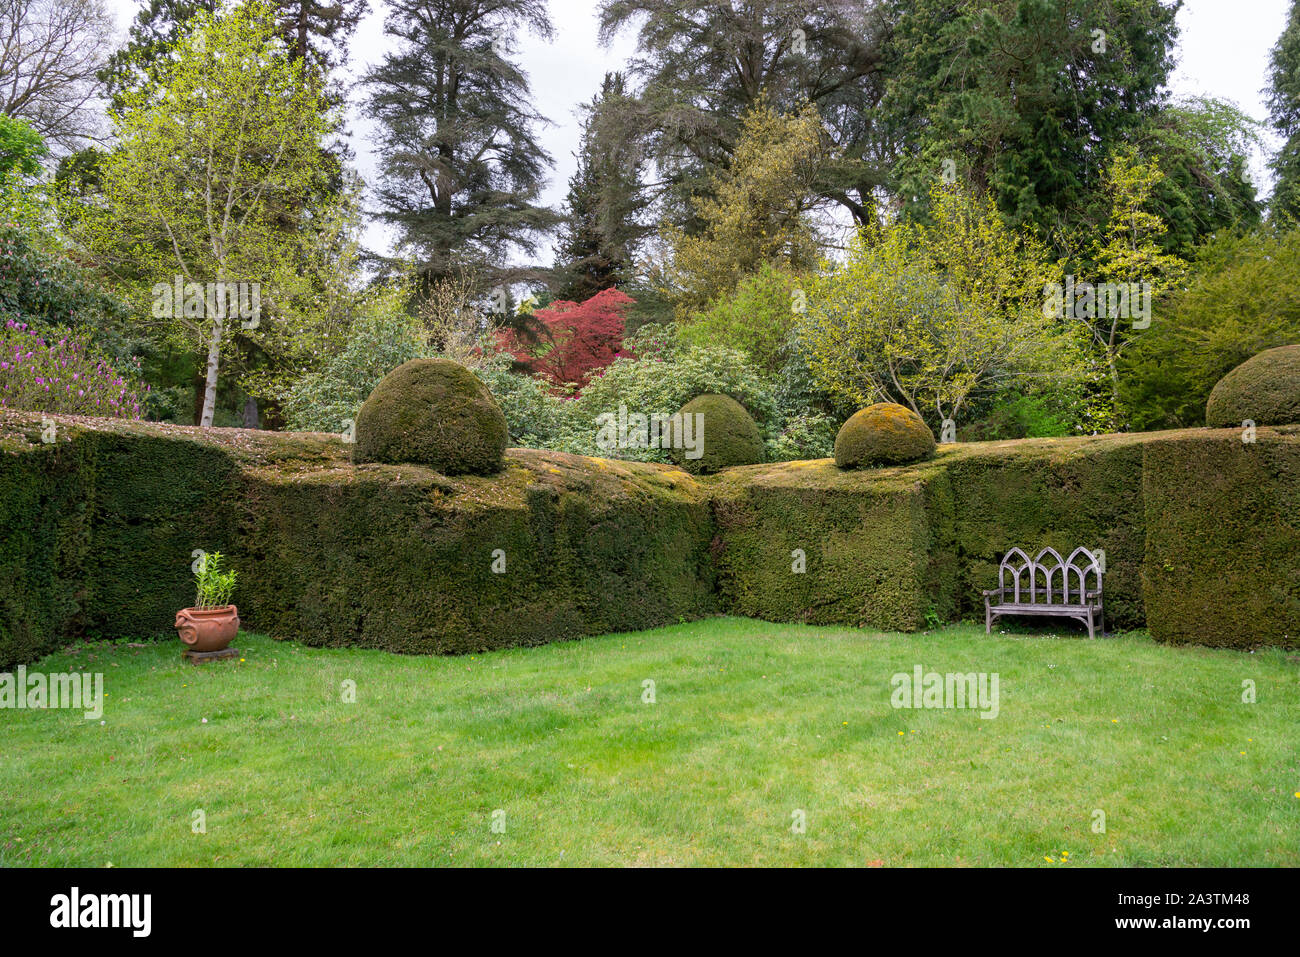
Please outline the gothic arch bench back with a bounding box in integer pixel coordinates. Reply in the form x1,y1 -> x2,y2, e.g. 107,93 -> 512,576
983,547 -> 1104,638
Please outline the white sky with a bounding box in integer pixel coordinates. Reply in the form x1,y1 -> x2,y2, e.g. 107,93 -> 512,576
108,0 -> 1294,259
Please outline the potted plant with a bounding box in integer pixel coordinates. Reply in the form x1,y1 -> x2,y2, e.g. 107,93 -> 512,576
175,550 -> 240,656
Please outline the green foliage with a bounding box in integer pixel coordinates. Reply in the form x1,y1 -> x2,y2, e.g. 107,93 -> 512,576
553,72 -> 647,301
597,0 -> 888,227
1267,1 -> 1300,226
1204,345 -> 1300,428
1119,228 -> 1300,429
282,286 -> 426,433
834,403 -> 936,469
764,410 -> 838,463
680,263 -> 803,375
0,224 -> 134,356
669,393 -> 764,474
67,1 -> 351,427
799,184 -> 1083,429
1133,97 -> 1263,253
886,0 -> 1180,242
558,324 -> 778,460
474,361 -> 565,449
363,0 -> 557,289
352,358 -> 508,475
0,115 -> 46,187
661,101 -> 829,316
956,391 -> 1078,441
194,550 -> 237,609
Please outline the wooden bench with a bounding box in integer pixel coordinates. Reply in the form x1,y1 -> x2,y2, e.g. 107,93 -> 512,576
983,547 -> 1104,638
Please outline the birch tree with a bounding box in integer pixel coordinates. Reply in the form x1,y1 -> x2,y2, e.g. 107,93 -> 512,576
71,1 -> 342,426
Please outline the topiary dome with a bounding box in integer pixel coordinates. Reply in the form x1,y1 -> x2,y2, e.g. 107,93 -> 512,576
834,402 -> 936,469
669,393 -> 764,474
1205,344 -> 1300,428
352,358 -> 508,474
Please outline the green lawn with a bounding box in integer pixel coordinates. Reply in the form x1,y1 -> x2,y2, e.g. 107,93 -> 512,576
2,618 -> 1297,867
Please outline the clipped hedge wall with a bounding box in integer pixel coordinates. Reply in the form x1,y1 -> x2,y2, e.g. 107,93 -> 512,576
1142,427 -> 1300,647
2,412 -> 1297,665
239,451 -> 716,654
708,459 -> 956,631
0,422 -> 94,668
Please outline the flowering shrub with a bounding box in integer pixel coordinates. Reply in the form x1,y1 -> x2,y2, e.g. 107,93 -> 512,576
0,318 -> 145,419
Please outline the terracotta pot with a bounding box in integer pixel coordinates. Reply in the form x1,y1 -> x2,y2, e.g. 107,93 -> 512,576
175,605 -> 240,652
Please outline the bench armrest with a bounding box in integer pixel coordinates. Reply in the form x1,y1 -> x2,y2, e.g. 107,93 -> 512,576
982,588 -> 1003,597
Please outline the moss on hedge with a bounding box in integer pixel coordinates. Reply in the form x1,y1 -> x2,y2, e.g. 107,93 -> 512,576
706,458 -> 956,630
2,411 -> 1297,664
352,358 -> 508,475
669,394 -> 764,474
1205,344 -> 1300,429
1142,427 -> 1300,647
938,433 -> 1151,630
834,403 -> 936,468
240,450 -> 717,654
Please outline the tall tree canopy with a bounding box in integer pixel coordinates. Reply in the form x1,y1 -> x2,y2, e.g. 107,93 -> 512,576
1267,0 -> 1300,226
0,0 -> 117,151
364,0 -> 559,292
553,72 -> 649,302
102,0 -> 366,109
69,1 -> 352,427
884,0 -> 1181,240
597,0 -> 892,226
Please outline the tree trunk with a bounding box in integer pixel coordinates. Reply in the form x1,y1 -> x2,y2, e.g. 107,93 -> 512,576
200,318 -> 222,428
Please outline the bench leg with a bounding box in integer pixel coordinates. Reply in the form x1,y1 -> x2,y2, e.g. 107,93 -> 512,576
1086,610 -> 1095,640
1097,607 -> 1104,637
985,601 -> 991,635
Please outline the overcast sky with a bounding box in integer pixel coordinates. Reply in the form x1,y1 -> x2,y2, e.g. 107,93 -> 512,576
109,0 -> 1294,258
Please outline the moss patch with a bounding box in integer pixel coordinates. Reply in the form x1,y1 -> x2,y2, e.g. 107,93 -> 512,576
835,403 -> 936,468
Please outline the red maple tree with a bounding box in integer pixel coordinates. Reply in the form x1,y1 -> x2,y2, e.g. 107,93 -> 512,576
497,288 -> 635,392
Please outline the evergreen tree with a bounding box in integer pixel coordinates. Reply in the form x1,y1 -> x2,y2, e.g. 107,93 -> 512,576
554,73 -> 647,302
102,0 -> 364,109
1267,0 -> 1300,226
364,0 -> 558,292
597,0 -> 890,226
884,0 -> 1181,241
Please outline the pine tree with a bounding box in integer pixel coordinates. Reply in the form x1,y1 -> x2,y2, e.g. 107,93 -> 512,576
554,73 -> 647,302
1267,0 -> 1300,226
363,0 -> 558,293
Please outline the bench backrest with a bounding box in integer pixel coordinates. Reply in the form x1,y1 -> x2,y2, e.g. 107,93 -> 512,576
997,547 -> 1102,606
